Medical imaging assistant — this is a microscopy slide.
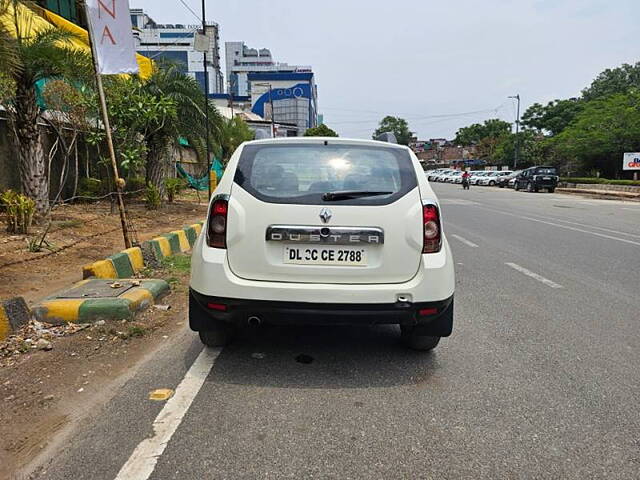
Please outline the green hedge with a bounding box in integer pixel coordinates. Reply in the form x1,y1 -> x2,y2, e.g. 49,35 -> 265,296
560,177 -> 640,186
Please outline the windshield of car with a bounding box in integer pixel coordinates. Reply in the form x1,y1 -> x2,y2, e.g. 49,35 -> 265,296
536,168 -> 557,175
234,143 -> 418,205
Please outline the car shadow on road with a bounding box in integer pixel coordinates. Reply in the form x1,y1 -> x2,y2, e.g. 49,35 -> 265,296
207,324 -> 442,390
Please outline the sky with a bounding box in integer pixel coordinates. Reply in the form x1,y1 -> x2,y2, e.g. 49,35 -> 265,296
132,0 -> 639,140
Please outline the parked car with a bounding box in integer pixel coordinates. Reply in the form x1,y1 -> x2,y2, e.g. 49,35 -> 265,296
478,171 -> 505,186
499,170 -> 520,188
436,170 -> 455,182
190,136 -> 455,351
514,166 -> 559,193
446,171 -> 464,183
427,169 -> 450,182
470,171 -> 488,185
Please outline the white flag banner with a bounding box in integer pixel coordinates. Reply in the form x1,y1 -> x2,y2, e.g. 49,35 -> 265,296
86,0 -> 139,75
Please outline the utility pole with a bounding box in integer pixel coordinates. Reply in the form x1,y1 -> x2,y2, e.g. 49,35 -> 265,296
201,0 -> 212,198
269,84 -> 275,138
509,94 -> 521,170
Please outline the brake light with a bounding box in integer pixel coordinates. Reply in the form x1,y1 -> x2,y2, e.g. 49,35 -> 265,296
207,197 -> 228,249
422,204 -> 442,253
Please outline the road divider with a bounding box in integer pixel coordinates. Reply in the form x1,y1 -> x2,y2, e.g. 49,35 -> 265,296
506,263 -> 563,289
84,222 -> 203,279
0,297 -> 31,342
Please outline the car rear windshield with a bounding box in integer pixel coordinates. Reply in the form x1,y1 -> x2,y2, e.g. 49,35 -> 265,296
536,168 -> 557,175
234,143 -> 418,205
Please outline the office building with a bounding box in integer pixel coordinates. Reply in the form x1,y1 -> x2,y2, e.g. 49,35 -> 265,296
131,8 -> 224,94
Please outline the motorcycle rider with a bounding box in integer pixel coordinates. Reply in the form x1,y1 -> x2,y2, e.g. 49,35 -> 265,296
462,169 -> 471,190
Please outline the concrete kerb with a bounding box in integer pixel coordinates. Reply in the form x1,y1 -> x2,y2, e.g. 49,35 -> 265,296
32,279 -> 170,324
0,297 -> 32,342
84,221 -> 205,278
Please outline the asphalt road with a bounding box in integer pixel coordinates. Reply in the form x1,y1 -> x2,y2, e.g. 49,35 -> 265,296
38,184 -> 640,480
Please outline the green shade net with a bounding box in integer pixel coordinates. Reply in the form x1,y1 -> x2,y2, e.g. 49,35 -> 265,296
177,159 -> 224,191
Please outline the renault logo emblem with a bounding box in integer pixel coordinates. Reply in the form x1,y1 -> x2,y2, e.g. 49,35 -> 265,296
319,208 -> 332,224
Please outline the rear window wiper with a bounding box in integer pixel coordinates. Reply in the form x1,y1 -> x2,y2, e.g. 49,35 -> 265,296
322,190 -> 393,201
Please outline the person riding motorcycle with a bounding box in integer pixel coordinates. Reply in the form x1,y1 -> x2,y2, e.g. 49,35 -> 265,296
462,170 -> 471,190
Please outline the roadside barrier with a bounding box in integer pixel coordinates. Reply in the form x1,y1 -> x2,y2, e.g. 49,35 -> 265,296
83,222 -> 203,279
0,297 -> 31,342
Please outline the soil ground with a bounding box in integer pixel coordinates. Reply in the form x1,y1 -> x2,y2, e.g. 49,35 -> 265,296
0,191 -> 206,479
0,255 -> 193,479
0,190 -> 207,303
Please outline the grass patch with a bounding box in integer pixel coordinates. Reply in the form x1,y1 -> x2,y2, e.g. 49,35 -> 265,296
161,254 -> 191,274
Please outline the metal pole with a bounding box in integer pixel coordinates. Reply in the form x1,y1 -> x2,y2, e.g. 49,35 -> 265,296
202,0 -> 212,199
84,2 -> 131,249
269,85 -> 275,137
513,94 -> 521,170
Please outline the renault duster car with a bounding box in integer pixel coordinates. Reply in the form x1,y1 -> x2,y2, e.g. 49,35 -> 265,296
189,137 -> 455,351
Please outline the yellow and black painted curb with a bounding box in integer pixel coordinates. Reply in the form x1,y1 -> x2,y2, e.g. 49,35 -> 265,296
32,279 -> 170,324
0,297 -> 31,342
83,222 -> 203,279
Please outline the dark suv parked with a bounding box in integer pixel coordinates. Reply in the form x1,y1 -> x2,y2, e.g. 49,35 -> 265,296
514,166 -> 558,193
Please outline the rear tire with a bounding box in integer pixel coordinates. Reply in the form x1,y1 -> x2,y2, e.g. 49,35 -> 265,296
514,182 -> 520,191
527,182 -> 534,192
549,187 -> 555,193
489,180 -> 496,186
401,326 -> 441,351
199,322 -> 234,347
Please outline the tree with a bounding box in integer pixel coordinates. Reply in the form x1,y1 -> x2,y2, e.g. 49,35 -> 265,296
493,131 -> 547,167
218,116 -> 254,162
453,119 -> 511,146
521,99 -> 583,136
0,1 -> 89,216
304,124 -> 338,137
373,116 -> 413,145
582,62 -> 640,101
551,92 -> 640,177
137,64 -> 224,198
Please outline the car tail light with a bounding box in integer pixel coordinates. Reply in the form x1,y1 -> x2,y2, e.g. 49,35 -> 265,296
207,196 -> 228,249
419,307 -> 438,316
422,204 -> 442,253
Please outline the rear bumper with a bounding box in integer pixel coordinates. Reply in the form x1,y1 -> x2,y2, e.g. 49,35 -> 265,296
190,288 -> 454,334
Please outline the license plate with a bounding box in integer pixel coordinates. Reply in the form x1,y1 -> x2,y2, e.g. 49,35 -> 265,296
543,176 -> 551,180
284,245 -> 367,266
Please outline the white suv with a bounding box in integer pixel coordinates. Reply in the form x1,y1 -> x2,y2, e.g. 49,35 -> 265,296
190,137 -> 455,351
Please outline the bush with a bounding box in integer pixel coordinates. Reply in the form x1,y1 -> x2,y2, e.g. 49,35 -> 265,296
165,178 -> 187,203
1,190 -> 36,234
77,177 -> 103,199
145,183 -> 161,210
561,177 -> 640,186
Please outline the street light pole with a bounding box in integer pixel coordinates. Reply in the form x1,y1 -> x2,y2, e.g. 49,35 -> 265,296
509,94 -> 521,170
201,0 -> 212,198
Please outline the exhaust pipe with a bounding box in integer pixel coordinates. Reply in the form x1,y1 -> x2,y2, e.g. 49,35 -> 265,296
247,316 -> 262,327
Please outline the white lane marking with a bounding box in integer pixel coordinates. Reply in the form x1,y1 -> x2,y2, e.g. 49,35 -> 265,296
115,347 -> 221,480
451,234 -> 479,248
478,207 -> 640,247
542,216 -> 640,239
506,263 -> 564,289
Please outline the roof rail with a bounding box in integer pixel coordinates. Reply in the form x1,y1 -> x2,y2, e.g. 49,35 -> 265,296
376,132 -> 397,144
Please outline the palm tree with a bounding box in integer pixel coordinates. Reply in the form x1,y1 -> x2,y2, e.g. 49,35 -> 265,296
0,0 -> 89,216
139,63 -> 224,198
